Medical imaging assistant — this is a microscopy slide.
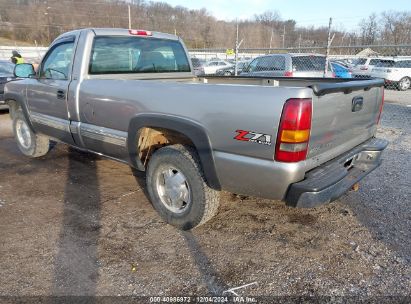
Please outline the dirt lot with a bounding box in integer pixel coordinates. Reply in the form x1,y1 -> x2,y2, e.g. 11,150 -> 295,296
0,104 -> 410,300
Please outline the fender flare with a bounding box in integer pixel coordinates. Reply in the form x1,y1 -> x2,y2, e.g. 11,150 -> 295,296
4,91 -> 35,132
127,114 -> 221,190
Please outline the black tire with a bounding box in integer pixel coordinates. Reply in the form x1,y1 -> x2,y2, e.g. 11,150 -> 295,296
12,110 -> 51,157
146,144 -> 220,230
398,77 -> 411,91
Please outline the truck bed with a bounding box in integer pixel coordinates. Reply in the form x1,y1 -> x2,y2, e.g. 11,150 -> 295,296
197,75 -> 383,95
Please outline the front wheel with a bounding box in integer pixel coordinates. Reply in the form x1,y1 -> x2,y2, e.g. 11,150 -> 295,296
146,144 -> 220,230
398,77 -> 411,91
12,110 -> 51,157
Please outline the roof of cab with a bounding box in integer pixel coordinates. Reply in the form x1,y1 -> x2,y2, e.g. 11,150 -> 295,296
54,28 -> 179,42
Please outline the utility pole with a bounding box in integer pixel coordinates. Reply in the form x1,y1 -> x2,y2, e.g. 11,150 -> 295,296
282,25 -> 285,48
234,20 -> 244,76
44,5 -> 51,43
269,28 -> 274,53
235,21 -> 239,76
298,33 -> 302,52
171,15 -> 177,35
324,17 -> 335,77
340,33 -> 347,55
128,5 -> 131,29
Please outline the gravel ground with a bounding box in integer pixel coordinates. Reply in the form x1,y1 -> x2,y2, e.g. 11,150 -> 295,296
0,104 -> 410,300
385,89 -> 411,107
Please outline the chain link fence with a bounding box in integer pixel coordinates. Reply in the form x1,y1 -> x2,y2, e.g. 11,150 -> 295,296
1,44 -> 411,91
189,45 -> 411,91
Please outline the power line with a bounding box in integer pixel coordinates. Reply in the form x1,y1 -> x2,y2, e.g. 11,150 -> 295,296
0,21 -> 87,28
1,0 -> 129,6
0,0 -> 142,9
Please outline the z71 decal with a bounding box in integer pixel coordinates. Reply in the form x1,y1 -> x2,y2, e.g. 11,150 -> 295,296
234,130 -> 272,146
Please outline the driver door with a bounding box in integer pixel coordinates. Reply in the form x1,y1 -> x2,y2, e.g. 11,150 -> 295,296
27,37 -> 75,144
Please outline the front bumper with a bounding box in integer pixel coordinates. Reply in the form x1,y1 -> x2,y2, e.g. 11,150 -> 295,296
285,138 -> 388,208
0,96 -> 8,110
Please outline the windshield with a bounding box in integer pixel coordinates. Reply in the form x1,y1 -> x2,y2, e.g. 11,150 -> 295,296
0,61 -> 15,75
238,62 -> 248,69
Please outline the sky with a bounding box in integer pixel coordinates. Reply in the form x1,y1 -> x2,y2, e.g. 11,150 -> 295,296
159,0 -> 411,30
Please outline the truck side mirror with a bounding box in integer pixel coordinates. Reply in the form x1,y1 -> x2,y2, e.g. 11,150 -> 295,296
14,63 -> 36,78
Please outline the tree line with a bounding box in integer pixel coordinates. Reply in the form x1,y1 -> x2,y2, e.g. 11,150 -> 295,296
0,0 -> 410,49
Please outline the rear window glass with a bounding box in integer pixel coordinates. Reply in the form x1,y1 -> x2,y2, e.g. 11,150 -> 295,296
332,63 -> 346,71
292,56 -> 325,71
247,56 -> 285,72
191,58 -> 201,68
354,58 -> 367,65
89,36 -> 191,74
369,59 -> 382,65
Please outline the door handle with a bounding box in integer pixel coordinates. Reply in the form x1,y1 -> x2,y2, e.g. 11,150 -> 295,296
57,90 -> 66,100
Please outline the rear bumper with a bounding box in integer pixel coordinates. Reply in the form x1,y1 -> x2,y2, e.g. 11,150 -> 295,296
285,138 -> 388,208
353,74 -> 371,78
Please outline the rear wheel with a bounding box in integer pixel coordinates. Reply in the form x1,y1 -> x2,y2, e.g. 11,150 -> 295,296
398,77 -> 411,91
146,144 -> 220,230
12,110 -> 51,157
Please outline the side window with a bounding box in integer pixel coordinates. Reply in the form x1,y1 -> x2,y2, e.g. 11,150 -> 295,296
40,42 -> 74,80
369,59 -> 380,65
247,58 -> 261,72
269,56 -> 285,71
395,61 -> 411,68
254,56 -> 285,71
400,61 -> 411,68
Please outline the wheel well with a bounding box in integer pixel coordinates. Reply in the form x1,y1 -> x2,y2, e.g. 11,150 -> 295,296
137,127 -> 195,167
5,99 -> 19,119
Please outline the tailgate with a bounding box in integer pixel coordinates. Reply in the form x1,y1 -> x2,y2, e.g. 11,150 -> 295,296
307,79 -> 384,164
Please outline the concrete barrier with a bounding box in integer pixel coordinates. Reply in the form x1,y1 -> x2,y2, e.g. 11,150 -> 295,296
0,46 -> 48,63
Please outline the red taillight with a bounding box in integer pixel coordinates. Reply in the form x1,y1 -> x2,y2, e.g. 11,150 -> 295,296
376,88 -> 384,124
129,29 -> 152,36
284,71 -> 293,77
275,98 -> 312,162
